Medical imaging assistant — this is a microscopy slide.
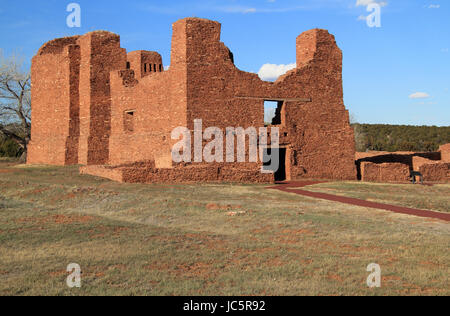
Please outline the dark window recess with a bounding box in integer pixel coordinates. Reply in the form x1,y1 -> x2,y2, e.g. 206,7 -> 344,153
126,62 -> 130,69
154,64 -> 157,72
159,64 -> 162,72
144,64 -> 147,72
124,111 -> 135,132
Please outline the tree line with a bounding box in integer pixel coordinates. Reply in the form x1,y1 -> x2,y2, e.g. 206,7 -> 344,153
0,51 -> 30,161
353,124 -> 450,153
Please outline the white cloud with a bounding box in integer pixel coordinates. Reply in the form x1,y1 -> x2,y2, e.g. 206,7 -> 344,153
409,92 -> 431,99
143,1 -> 372,15
258,63 -> 296,81
220,6 -> 257,14
357,15 -> 367,21
428,4 -> 441,9
356,0 -> 388,7
217,5 -> 309,14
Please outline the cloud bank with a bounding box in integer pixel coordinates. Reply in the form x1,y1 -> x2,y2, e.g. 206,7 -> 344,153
258,63 -> 296,81
409,92 -> 431,99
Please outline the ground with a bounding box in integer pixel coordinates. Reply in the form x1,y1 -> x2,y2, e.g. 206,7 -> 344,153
0,158 -> 449,296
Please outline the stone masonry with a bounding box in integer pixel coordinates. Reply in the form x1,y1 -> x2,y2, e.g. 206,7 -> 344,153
356,146 -> 450,184
28,18 -> 357,184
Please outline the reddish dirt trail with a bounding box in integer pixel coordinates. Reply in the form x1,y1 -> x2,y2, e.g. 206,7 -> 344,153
268,182 -> 450,222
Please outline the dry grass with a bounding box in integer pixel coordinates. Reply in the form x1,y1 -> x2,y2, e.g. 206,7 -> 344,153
0,161 -> 449,296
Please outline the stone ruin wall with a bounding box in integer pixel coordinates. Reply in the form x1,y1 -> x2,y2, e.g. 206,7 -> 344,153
27,36 -> 81,165
360,162 -> 411,183
440,144 -> 450,162
28,32 -> 128,166
419,163 -> 450,182
28,17 -> 357,183
356,148 -> 450,183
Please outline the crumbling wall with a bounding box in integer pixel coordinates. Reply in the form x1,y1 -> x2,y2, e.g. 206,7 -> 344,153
412,156 -> 437,171
77,31 -> 127,165
179,18 -> 356,181
439,143 -> 450,162
127,50 -> 163,79
420,163 -> 450,183
108,21 -> 189,166
28,36 -> 81,165
356,151 -> 441,180
360,162 -> 410,183
30,17 -> 357,183
282,29 -> 356,180
81,162 -> 273,184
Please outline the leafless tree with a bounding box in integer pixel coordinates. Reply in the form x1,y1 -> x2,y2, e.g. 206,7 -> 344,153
0,50 -> 31,160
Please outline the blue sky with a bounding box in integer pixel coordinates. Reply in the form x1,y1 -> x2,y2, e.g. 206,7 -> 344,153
0,0 -> 449,126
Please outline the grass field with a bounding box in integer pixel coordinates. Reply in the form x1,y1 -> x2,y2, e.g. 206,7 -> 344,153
0,159 -> 449,296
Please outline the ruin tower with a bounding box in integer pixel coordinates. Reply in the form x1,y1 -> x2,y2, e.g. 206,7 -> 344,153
127,51 -> 163,78
28,31 -> 127,166
77,31 -> 127,165
27,36 -> 81,165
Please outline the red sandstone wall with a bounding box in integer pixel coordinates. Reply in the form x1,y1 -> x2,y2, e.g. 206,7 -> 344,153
180,18 -> 356,180
361,162 -> 410,183
108,21 -> 189,166
77,31 -> 127,165
420,163 -> 450,183
356,151 -> 441,181
127,51 -> 163,79
29,32 -> 127,166
412,156 -> 437,171
28,37 -> 81,165
30,18 -> 357,183
80,163 -> 273,184
439,143 -> 450,162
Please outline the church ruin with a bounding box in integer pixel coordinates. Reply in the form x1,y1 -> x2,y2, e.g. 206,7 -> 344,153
27,18 -> 357,183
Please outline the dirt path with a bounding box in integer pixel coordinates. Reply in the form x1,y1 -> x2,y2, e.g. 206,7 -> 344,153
268,182 -> 450,222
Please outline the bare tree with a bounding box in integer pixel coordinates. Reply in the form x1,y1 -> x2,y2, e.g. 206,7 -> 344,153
0,50 -> 31,160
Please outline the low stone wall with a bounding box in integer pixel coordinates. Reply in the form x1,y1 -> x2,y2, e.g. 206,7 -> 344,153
360,162 -> 410,183
412,156 -> 438,171
356,151 -> 442,181
80,163 -> 274,184
440,144 -> 450,162
420,163 -> 450,183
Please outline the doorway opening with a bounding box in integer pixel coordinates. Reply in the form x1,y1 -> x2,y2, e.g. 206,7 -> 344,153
263,147 -> 287,182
